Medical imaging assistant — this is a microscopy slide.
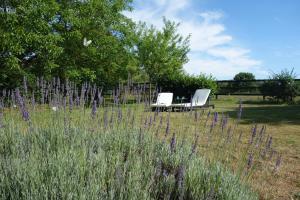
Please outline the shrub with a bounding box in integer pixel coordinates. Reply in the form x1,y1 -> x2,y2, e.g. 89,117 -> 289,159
261,69 -> 299,102
157,73 -> 217,100
231,72 -> 256,93
234,72 -> 255,81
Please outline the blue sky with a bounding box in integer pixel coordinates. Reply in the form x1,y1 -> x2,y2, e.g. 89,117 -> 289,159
125,0 -> 300,80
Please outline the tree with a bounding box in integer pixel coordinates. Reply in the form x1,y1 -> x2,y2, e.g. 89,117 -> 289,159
0,0 -> 135,88
261,68 -> 299,102
0,0 -> 63,88
231,72 -> 256,93
233,72 -> 255,81
135,18 -> 190,83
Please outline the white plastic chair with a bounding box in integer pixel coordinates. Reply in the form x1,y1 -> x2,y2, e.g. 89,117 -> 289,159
151,92 -> 173,108
171,89 -> 211,108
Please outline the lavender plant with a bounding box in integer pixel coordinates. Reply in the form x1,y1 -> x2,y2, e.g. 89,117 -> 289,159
0,77 -> 282,200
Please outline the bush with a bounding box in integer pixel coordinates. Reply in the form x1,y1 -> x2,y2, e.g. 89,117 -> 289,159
261,69 -> 299,102
233,72 -> 255,81
157,73 -> 217,100
231,72 -> 256,93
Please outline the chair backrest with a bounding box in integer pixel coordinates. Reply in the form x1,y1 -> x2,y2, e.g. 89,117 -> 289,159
156,93 -> 173,106
191,89 -> 211,106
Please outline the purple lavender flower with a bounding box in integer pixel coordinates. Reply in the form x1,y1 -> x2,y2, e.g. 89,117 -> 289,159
22,110 -> 30,122
266,136 -> 272,150
117,106 -> 122,123
15,88 -> 30,122
226,126 -> 232,143
165,117 -> 170,136
69,96 -> 73,111
249,124 -> 257,144
221,115 -> 228,132
91,100 -> 97,119
175,164 -> 185,200
189,134 -> 199,158
214,112 -> 218,123
274,154 -> 282,171
209,112 -> 219,133
247,153 -> 253,171
170,133 -> 176,153
256,125 -> 266,147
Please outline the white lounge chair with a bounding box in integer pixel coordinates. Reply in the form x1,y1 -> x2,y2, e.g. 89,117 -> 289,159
151,92 -> 173,111
171,89 -> 213,109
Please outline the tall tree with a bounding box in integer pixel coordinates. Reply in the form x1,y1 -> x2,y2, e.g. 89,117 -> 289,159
0,0 -> 135,88
0,0 -> 63,88
135,19 -> 190,83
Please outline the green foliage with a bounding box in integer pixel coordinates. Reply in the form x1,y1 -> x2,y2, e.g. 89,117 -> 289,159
0,0 -> 63,88
0,108 -> 257,200
0,0 -> 135,88
158,73 -> 217,99
261,68 -> 299,102
135,18 -> 190,83
230,72 -> 256,93
233,72 -> 255,81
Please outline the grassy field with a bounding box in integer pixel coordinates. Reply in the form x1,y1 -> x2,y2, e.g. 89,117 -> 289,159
210,96 -> 300,200
0,93 -> 299,199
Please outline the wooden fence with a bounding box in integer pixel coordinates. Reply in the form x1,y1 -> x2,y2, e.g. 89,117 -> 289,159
215,79 -> 300,99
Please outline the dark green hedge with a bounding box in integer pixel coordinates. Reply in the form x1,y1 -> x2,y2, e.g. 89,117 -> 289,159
157,73 -> 217,100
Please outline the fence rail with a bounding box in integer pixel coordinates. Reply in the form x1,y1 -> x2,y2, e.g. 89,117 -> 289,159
215,79 -> 300,98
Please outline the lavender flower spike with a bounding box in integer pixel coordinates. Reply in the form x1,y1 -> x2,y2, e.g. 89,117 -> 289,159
247,153 -> 253,171
274,154 -> 282,171
15,88 -> 30,122
170,132 -> 176,153
91,100 -> 97,119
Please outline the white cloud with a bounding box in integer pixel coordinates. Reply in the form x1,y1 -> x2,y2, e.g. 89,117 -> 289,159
125,0 -> 265,79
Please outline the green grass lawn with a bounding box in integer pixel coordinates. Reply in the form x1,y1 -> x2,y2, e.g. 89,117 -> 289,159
210,95 -> 300,200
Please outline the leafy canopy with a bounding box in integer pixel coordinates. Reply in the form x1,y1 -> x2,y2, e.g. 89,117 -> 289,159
0,0 -> 135,88
135,18 -> 190,83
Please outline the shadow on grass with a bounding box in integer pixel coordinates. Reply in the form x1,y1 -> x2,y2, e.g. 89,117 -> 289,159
225,104 -> 300,125
242,100 -> 280,105
242,100 -> 300,105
